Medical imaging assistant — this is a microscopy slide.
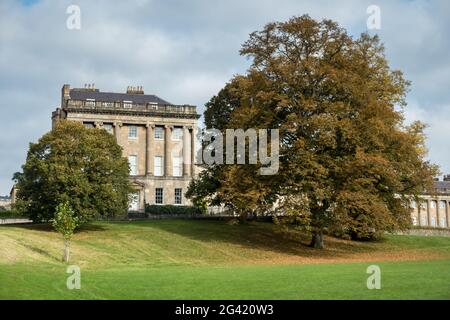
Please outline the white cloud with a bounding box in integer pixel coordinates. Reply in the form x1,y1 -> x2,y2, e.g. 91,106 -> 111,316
0,0 -> 450,193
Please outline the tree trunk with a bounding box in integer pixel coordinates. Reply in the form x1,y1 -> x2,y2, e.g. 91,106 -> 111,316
310,231 -> 324,249
239,211 -> 248,224
63,239 -> 70,263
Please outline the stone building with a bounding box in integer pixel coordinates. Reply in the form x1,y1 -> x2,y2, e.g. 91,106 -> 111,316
52,84 -> 200,211
409,175 -> 450,228
0,195 -> 11,210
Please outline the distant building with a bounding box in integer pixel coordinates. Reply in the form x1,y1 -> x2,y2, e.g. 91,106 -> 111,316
10,186 -> 17,206
0,195 -> 11,210
52,84 -> 200,211
410,175 -> 450,228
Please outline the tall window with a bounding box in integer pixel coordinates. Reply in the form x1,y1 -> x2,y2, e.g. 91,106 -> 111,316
172,128 -> 183,140
174,188 -> 182,205
420,216 -> 427,226
154,156 -> 163,176
123,101 -> 133,109
85,99 -> 95,107
128,192 -> 139,211
128,125 -> 137,139
431,201 -> 437,209
128,155 -> 137,176
103,124 -> 113,134
439,201 -> 446,209
155,188 -> 163,204
431,217 -> 436,227
440,218 -> 446,228
154,126 -> 164,140
411,201 -> 416,209
412,216 -> 418,226
173,156 -> 182,177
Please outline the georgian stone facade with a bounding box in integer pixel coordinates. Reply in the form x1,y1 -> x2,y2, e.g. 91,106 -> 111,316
409,178 -> 450,228
52,84 -> 200,211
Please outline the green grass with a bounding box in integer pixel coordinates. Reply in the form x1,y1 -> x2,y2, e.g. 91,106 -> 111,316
1,220 -> 449,299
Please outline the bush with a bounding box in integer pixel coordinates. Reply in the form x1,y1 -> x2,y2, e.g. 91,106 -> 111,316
145,205 -> 203,215
0,210 -> 20,219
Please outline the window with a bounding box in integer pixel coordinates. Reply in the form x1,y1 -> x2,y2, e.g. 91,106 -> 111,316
128,192 -> 139,211
411,201 -> 416,209
431,217 -> 436,227
439,201 -> 446,209
173,156 -> 182,177
172,128 -> 183,140
102,102 -> 114,108
420,202 -> 427,210
440,218 -> 446,228
128,155 -> 137,176
175,188 -> 182,205
154,126 -> 164,140
84,123 -> 94,129
103,124 -> 113,134
85,99 -> 95,107
128,126 -> 137,139
431,201 -> 437,209
123,101 -> 133,109
420,216 -> 427,226
155,188 -> 163,204
412,216 -> 418,226
154,156 -> 163,176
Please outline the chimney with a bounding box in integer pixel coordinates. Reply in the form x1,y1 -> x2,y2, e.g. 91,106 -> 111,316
126,86 -> 144,94
443,174 -> 450,182
61,84 -> 71,108
82,83 -> 97,91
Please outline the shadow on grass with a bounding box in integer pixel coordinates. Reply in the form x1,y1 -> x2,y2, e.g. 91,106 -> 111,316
17,240 -> 59,262
134,219 -> 380,259
2,222 -> 108,233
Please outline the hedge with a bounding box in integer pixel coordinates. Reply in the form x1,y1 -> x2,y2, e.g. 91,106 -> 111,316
0,210 -> 20,219
145,204 -> 203,215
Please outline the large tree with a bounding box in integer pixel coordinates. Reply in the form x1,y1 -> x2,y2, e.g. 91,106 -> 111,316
13,121 -> 133,222
187,15 -> 437,248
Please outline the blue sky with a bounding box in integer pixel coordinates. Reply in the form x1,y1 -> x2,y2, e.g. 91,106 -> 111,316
0,0 -> 450,194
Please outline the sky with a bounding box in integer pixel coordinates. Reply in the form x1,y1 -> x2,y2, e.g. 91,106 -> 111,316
0,0 -> 449,195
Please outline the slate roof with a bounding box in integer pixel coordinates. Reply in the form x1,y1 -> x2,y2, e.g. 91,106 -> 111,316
434,180 -> 450,192
69,89 -> 172,105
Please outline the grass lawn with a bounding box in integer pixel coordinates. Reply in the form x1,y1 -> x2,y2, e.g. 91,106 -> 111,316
0,220 -> 449,299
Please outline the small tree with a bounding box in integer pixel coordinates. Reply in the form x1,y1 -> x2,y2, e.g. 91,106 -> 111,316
52,202 -> 79,263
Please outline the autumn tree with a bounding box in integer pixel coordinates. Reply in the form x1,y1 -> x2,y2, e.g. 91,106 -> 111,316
187,15 -> 437,248
13,121 -> 133,223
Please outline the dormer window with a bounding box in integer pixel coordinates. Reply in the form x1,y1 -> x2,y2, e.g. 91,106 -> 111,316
102,102 -> 114,108
123,101 -> 133,109
85,99 -> 95,107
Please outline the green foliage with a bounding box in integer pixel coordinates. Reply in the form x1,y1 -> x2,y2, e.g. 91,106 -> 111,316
13,121 -> 133,223
52,202 -> 79,239
187,15 -> 438,247
145,204 -> 203,215
0,210 -> 20,219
